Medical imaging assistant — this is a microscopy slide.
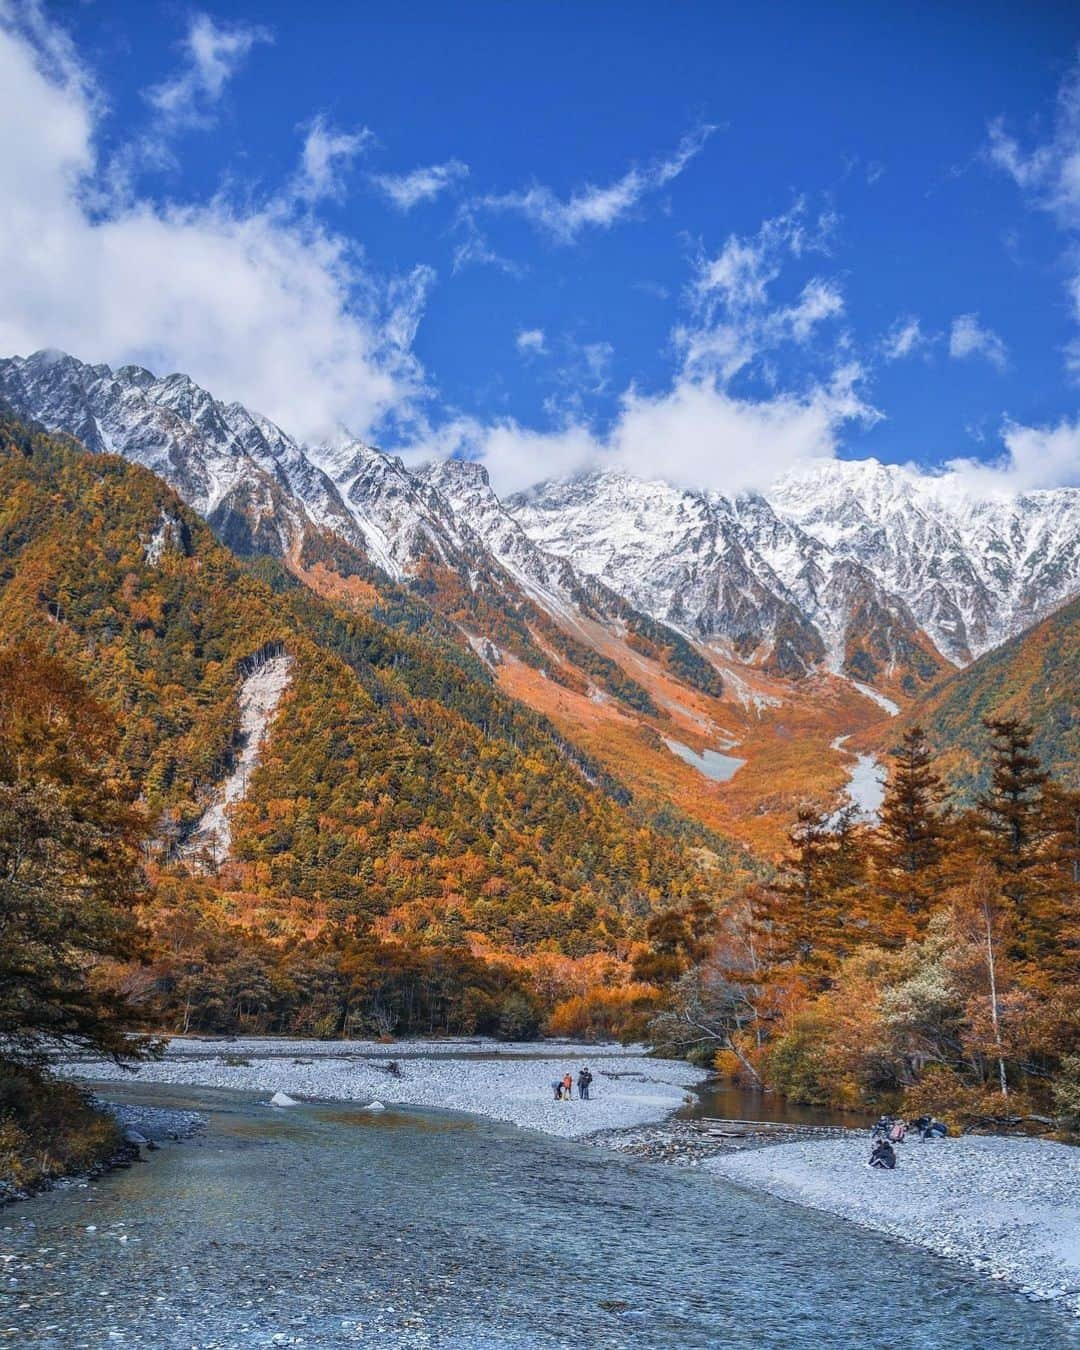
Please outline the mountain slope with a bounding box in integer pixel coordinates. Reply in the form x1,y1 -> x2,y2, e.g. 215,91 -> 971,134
0,349 -> 365,559
7,348 -> 1078,709
0,405 -> 740,960
877,593 -> 1080,795
5,346 -> 1079,854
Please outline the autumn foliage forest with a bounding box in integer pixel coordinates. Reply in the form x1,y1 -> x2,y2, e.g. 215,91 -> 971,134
1,406 -> 1077,1128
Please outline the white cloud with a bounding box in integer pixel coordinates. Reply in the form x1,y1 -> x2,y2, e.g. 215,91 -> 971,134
515,328 -> 547,356
145,12 -> 271,131
582,341 -> 613,381
987,60 -> 1080,229
407,364 -> 877,497
987,59 -> 1080,374
677,203 -> 844,381
882,315 -> 930,361
421,198 -> 868,496
451,205 -> 524,276
373,159 -> 469,211
949,313 -> 1008,370
292,117 -> 373,204
782,278 -> 844,343
941,416 -> 1080,494
480,125 -> 715,243
0,7 -> 428,444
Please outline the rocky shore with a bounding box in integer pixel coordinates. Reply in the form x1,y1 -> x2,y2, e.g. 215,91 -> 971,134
704,1133 -> 1080,1317
0,1099 -> 205,1207
590,1115 -> 855,1166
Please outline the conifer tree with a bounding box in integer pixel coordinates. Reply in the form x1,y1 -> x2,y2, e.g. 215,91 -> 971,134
976,716 -> 1054,959
758,801 -> 866,990
873,725 -> 949,933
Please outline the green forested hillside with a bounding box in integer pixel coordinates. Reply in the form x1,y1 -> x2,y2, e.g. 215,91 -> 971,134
886,596 -> 1080,796
0,408 -> 739,1033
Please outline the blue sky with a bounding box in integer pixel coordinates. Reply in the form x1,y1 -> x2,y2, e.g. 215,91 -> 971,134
1,1 -> 1078,492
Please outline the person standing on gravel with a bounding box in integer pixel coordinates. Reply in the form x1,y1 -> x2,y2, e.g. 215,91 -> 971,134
577,1067 -> 593,1101
561,1072 -> 574,1101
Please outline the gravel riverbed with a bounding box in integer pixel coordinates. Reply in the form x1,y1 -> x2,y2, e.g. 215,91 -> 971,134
704,1133 -> 1080,1317
59,1036 -> 705,1140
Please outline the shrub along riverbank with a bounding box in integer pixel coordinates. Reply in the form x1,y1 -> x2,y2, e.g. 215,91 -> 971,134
0,1065 -> 129,1201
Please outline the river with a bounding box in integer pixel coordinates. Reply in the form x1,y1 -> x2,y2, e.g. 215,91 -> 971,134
2,1083 -> 1076,1348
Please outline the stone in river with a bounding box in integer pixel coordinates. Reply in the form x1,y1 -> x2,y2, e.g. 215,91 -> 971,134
270,1091 -> 300,1107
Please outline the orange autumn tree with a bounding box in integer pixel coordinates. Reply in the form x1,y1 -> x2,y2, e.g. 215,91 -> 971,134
0,643 -> 154,1068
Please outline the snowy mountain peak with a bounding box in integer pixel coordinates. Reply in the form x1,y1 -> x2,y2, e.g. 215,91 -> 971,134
3,347 -> 1077,698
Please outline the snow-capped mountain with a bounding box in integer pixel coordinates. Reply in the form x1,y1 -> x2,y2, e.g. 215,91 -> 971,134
768,458 -> 1080,662
3,348 -> 1078,700
509,463 -> 1080,677
0,349 -> 364,558
508,471 -> 945,688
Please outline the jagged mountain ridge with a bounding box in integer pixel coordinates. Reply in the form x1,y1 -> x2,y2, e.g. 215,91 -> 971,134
769,458 -> 1080,663
3,348 -> 1078,700
0,351 -> 717,712
509,464 -> 1080,679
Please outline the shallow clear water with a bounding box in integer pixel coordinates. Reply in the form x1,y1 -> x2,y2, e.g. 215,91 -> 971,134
662,737 -> 745,782
2,1083 -> 1077,1349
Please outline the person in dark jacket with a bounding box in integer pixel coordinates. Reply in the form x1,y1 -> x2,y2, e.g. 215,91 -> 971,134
869,1139 -> 897,1169
577,1067 -> 593,1101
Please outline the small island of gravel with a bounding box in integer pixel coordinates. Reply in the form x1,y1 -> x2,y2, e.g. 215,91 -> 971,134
705,1133 -> 1080,1316
60,1035 -> 706,1140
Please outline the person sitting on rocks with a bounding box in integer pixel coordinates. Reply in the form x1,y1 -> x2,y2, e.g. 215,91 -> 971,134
577,1067 -> 593,1101
869,1139 -> 897,1169
888,1119 -> 907,1144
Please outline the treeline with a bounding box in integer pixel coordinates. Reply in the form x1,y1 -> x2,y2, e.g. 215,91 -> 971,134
134,877 -> 544,1038
647,720 -> 1080,1128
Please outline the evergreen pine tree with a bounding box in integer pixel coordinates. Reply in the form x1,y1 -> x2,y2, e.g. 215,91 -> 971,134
873,725 -> 950,934
757,801 -> 867,991
976,716 -> 1054,961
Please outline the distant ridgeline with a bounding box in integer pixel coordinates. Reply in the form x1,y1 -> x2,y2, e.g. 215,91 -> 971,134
0,405 -> 748,1038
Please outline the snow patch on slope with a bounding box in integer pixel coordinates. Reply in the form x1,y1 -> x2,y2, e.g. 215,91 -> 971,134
184,654 -> 293,864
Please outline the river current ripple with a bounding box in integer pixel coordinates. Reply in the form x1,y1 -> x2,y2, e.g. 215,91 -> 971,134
2,1084 -> 1077,1349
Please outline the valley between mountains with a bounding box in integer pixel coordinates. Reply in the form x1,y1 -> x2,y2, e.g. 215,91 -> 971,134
2,348 -> 1077,861
2,340 -> 1077,1169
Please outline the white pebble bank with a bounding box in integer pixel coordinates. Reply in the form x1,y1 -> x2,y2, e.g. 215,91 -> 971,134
61,1036 -> 705,1140
705,1133 -> 1080,1316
